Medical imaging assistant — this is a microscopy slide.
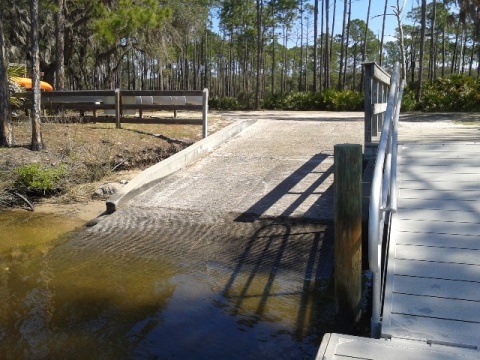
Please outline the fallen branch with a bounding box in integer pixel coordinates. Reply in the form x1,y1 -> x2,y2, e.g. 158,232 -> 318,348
13,192 -> 35,211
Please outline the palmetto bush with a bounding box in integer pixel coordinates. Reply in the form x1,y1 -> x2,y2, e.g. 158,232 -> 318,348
418,75 -> 480,112
8,65 -> 25,110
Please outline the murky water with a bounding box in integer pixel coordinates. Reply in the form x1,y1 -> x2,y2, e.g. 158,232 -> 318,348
0,211 -> 335,359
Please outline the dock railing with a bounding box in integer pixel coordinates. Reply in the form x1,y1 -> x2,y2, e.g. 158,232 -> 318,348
363,62 -> 391,159
368,62 -> 404,338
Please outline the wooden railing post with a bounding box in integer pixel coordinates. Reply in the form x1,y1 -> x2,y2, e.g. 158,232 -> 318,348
363,63 -> 374,145
202,88 -> 208,138
362,62 -> 391,159
115,88 -> 121,129
334,144 -> 363,329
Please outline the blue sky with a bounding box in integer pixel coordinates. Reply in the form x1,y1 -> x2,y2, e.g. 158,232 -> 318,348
345,0 -> 414,42
212,0 -> 417,45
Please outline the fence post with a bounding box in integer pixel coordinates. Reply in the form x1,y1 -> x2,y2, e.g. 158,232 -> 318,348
115,88 -> 121,129
363,62 -> 375,146
202,88 -> 209,138
334,144 -> 363,329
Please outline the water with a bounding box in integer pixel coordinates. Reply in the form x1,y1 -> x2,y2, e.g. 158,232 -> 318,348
0,211 -> 335,359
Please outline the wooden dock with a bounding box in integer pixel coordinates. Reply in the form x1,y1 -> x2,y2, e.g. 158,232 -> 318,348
382,141 -> 480,349
317,119 -> 480,359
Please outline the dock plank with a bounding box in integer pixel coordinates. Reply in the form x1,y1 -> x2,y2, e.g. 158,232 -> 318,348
396,208 -> 480,222
400,172 -> 480,181
383,314 -> 480,349
390,292 -> 480,322
393,275 -> 480,301
317,333 -> 479,359
394,259 -> 480,282
397,219 -> 480,236
397,231 -> 480,249
396,244 -> 480,265
397,198 -> 480,211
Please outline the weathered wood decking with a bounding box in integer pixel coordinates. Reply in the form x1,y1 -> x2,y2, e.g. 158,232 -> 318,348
382,141 -> 480,349
317,119 -> 480,359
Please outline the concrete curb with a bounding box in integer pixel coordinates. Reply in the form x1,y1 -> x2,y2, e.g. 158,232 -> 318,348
106,118 -> 257,213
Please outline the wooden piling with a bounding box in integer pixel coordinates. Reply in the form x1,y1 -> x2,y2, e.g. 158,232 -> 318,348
334,144 -> 362,328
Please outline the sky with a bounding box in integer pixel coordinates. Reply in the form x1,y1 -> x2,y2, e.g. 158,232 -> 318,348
211,0 -> 418,45
344,0 -> 415,42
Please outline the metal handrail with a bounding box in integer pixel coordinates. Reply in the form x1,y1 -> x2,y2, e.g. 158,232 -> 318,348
368,62 -> 405,338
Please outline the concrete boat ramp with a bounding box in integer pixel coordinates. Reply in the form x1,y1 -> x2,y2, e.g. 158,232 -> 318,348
74,112 -> 480,359
71,113 -> 365,358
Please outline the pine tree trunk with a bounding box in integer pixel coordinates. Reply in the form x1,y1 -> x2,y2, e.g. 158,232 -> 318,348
324,0 -> 330,89
0,13 -> 13,147
342,0 -> 352,89
442,27 -> 446,77
255,0 -> 263,109
360,0 -> 372,91
313,0 -> 318,92
299,0 -> 304,92
416,0 -> 426,102
468,39 -> 475,76
271,1 -> 276,94
30,0 -> 44,151
338,0 -> 348,90
379,0 -> 388,65
428,0 -> 436,82
55,0 -> 65,90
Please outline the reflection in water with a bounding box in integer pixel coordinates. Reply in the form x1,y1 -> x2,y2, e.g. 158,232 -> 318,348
0,212 -> 335,359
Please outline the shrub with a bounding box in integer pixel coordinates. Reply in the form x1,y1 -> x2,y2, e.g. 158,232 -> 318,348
15,163 -> 66,195
400,88 -> 417,112
262,90 -> 363,111
417,75 -> 480,112
209,96 -> 243,110
321,89 -> 363,111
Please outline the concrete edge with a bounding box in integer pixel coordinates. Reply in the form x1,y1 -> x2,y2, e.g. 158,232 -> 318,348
106,118 -> 257,213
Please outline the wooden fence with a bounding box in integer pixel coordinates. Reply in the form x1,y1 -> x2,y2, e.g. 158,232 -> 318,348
362,62 -> 391,158
15,88 -> 209,138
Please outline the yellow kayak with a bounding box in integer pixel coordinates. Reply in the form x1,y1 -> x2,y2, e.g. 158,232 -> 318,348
11,77 -> 54,92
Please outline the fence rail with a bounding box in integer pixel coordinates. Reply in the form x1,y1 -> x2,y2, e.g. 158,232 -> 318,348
363,62 -> 391,159
367,62 -> 405,338
14,88 -> 209,138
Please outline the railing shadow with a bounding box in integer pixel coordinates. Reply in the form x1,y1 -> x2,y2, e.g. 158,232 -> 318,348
219,220 -> 334,339
236,153 -> 334,222
219,153 -> 337,340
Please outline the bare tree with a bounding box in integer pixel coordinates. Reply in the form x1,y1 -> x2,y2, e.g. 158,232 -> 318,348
30,0 -> 44,151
